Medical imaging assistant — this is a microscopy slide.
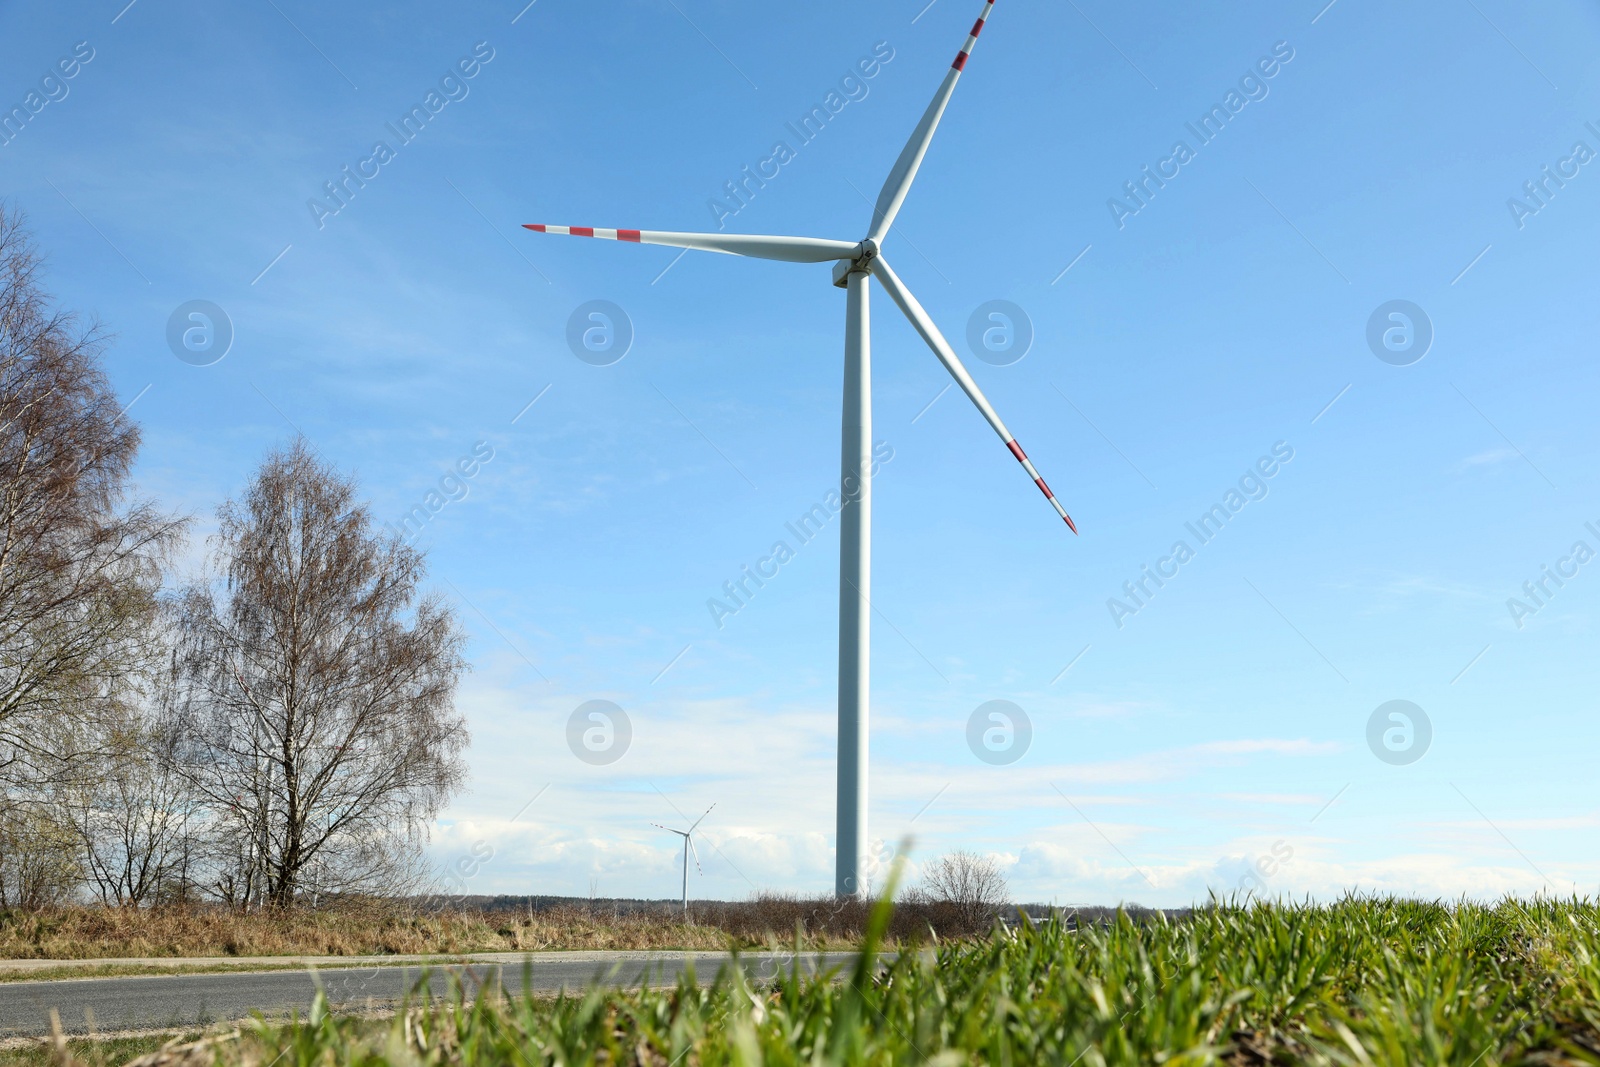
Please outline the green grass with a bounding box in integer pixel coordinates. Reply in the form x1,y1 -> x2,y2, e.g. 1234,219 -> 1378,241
31,895 -> 1600,1066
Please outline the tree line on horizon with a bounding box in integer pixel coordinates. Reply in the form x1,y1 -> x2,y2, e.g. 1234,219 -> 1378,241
0,206 -> 470,910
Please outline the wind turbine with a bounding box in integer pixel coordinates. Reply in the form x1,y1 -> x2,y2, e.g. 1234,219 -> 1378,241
653,803 -> 716,916
526,1 -> 1076,899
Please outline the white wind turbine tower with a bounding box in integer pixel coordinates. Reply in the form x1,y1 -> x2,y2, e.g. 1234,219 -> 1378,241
526,1 -> 1076,898
652,803 -> 716,916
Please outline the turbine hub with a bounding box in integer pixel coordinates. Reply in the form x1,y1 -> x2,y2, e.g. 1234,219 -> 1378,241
832,239 -> 880,288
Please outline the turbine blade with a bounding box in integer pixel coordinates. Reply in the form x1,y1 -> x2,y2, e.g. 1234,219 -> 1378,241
866,0 -> 995,244
688,837 -> 703,875
652,823 -> 688,836
870,256 -> 1078,533
687,802 -> 717,834
523,225 -> 858,264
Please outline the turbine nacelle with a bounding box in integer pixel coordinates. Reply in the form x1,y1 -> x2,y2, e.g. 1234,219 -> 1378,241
831,238 -> 880,289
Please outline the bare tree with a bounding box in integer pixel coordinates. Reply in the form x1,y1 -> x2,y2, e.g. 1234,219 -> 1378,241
914,850 -> 1010,929
172,439 -> 469,908
0,799 -> 81,907
0,207 -> 183,897
61,673 -> 202,906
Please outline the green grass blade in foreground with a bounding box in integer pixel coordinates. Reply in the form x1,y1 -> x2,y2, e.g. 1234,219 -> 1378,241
149,897 -> 1600,1065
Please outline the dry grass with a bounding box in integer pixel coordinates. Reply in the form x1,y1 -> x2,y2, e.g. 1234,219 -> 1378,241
0,903 -> 495,960
0,895 -> 996,962
0,904 -> 720,960
0,1031 -> 187,1067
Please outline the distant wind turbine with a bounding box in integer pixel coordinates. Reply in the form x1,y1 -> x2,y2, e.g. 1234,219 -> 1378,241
653,803 -> 715,916
526,0 -> 1075,899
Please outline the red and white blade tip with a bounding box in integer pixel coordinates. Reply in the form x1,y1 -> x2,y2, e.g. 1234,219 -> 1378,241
1006,439 -> 1078,534
952,0 -> 996,71
523,224 -> 641,242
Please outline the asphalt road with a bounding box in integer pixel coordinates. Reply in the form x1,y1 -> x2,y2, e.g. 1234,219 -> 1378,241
0,951 -> 859,1038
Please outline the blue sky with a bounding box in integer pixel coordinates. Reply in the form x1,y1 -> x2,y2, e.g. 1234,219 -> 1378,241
4,0 -> 1598,906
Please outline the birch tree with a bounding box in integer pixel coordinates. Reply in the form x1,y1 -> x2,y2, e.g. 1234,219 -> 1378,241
173,439 -> 468,907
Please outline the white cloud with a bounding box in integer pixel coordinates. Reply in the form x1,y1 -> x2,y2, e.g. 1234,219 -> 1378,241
1457,448 -> 1520,470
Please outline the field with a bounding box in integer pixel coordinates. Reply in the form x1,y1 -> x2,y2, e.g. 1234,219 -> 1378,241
27,895 -> 1600,1067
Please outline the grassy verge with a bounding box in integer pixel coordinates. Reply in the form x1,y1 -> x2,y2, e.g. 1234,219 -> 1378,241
0,895 -> 996,961
47,895 -> 1600,1066
0,1033 -> 202,1067
0,905 -> 738,961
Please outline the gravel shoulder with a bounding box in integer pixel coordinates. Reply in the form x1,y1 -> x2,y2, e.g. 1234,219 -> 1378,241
0,948 -> 753,982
